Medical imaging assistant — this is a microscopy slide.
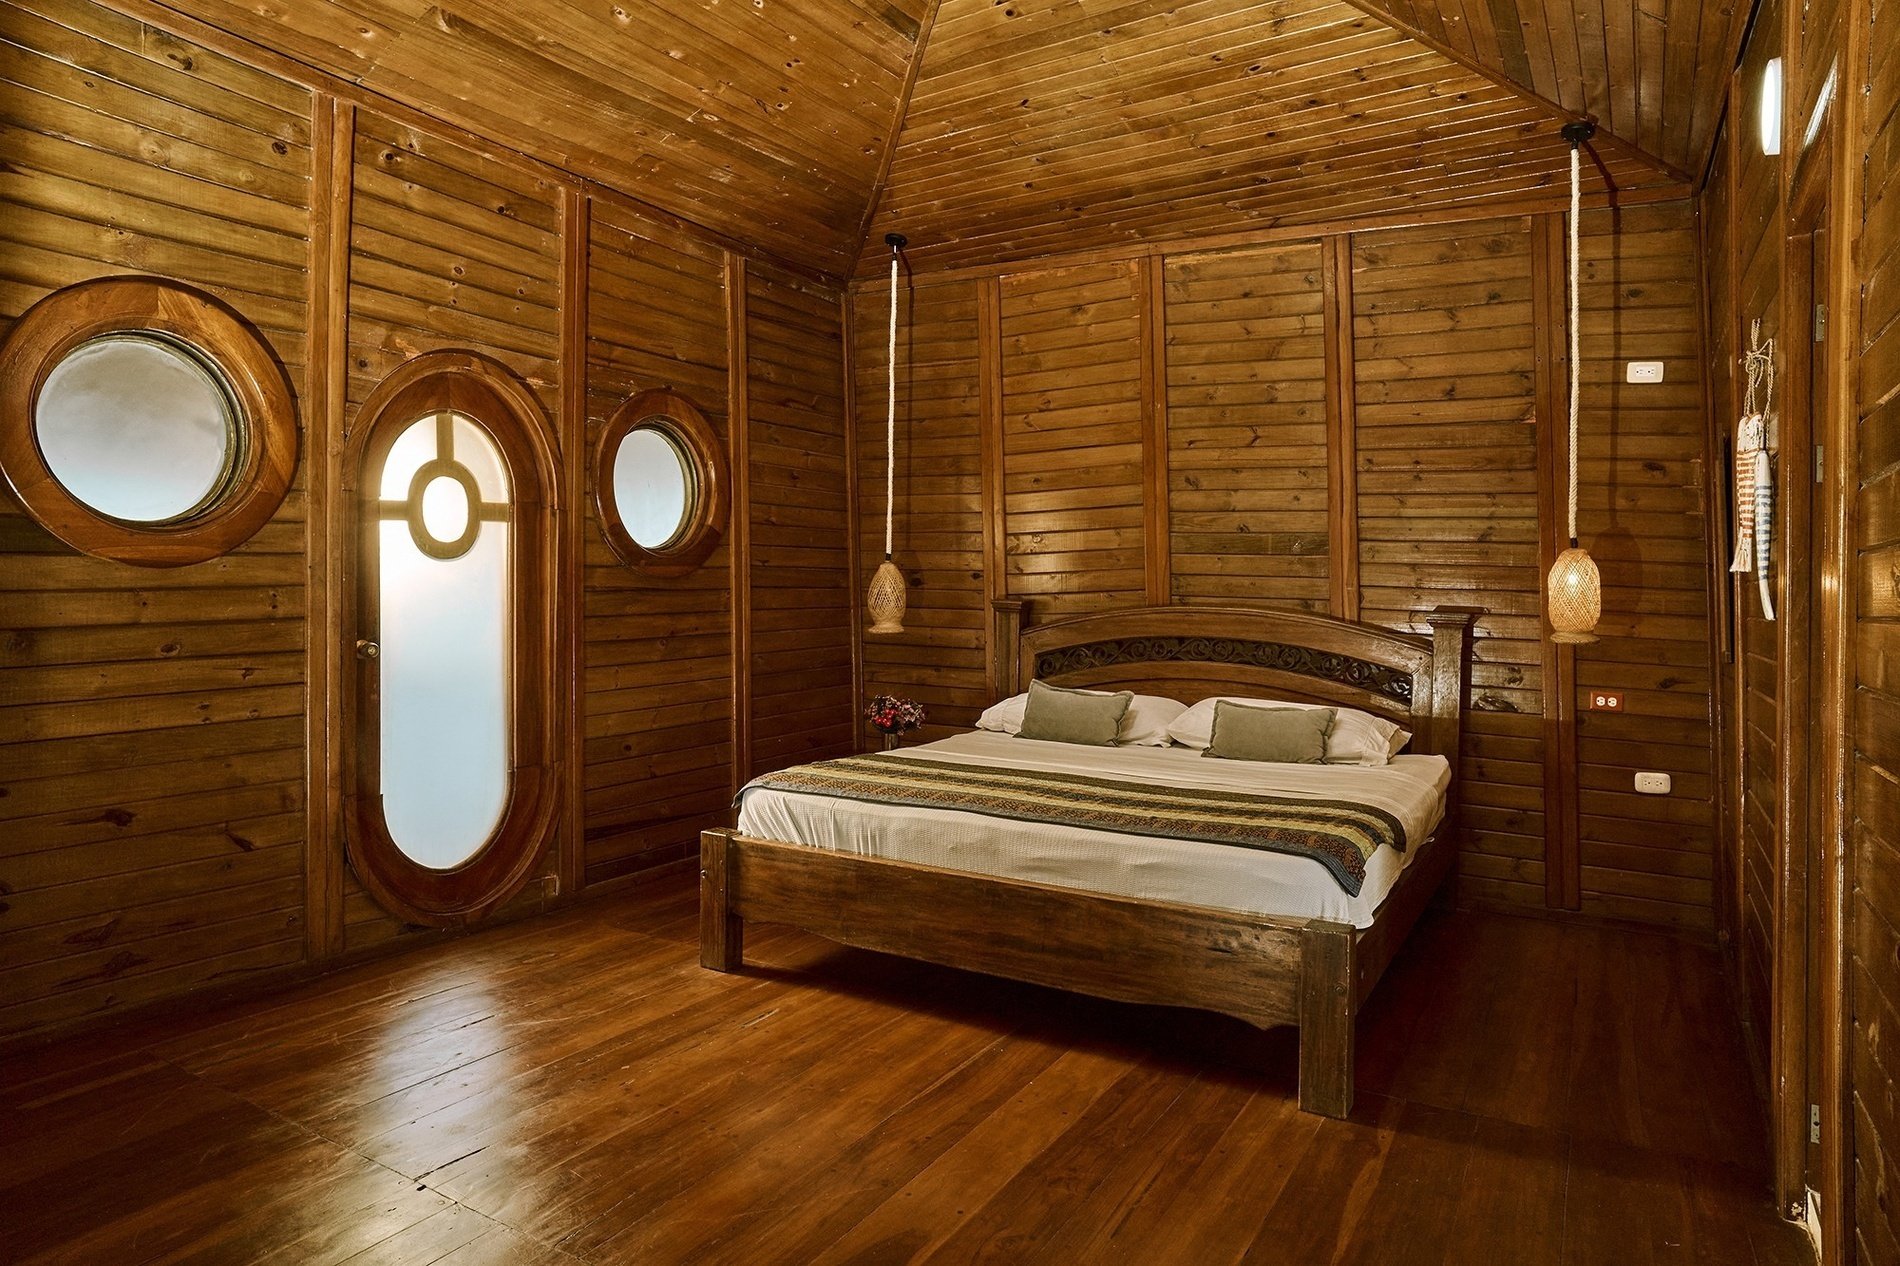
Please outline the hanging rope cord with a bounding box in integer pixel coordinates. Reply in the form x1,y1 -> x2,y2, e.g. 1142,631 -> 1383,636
885,246 -> 898,562
1567,140 -> 1581,548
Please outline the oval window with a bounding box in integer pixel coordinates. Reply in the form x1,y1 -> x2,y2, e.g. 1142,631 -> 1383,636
374,411 -> 512,869
610,425 -> 694,548
36,334 -> 239,523
0,276 -> 297,566
345,352 -> 558,928
594,388 -> 727,577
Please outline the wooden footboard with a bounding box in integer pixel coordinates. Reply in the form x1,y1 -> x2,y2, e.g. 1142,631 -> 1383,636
697,827 -> 1441,1119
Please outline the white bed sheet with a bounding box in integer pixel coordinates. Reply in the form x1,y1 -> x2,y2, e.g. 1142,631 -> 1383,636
736,730 -> 1451,929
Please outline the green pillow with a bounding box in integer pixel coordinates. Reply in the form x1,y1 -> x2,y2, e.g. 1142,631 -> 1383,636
1203,702 -> 1335,764
1016,679 -> 1132,746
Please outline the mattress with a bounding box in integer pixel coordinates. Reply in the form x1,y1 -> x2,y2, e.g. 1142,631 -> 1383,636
736,730 -> 1452,929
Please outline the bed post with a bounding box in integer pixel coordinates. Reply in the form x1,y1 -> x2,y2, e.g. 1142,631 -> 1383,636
1423,607 -> 1476,764
991,597 -> 1026,697
700,829 -> 744,971
1299,921 -> 1356,1118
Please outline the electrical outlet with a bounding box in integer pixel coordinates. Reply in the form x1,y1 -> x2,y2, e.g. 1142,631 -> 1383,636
1588,691 -> 1624,711
1626,361 -> 1666,383
1635,772 -> 1673,795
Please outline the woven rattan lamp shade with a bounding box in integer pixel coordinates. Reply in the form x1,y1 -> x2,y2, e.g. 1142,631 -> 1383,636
867,558 -> 907,634
1547,546 -> 1601,644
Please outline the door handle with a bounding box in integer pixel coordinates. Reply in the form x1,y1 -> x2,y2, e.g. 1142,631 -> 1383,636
355,639 -> 380,660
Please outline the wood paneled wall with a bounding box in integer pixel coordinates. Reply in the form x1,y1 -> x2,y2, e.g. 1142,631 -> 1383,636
0,0 -> 855,1045
853,205 -> 1718,934
581,206 -> 733,888
853,278 -> 989,743
1163,242 -> 1331,613
745,264 -> 856,777
0,0 -> 315,1040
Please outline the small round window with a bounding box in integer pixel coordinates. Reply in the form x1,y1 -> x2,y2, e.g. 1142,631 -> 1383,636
594,388 -> 727,577
611,425 -> 695,549
36,333 -> 240,524
0,276 -> 297,567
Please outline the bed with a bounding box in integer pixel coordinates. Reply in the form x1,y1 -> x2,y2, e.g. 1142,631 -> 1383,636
699,599 -> 1475,1117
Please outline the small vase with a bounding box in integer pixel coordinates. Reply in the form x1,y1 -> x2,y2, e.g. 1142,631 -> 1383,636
881,731 -> 899,751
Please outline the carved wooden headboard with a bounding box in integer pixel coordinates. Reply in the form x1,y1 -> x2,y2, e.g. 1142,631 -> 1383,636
991,600 -> 1475,765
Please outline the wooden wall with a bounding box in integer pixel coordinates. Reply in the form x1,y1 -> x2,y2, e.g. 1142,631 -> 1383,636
1852,0 -> 1900,1255
853,204 -> 1719,935
746,265 -> 856,777
581,206 -> 733,888
0,0 -> 856,1044
0,0 -> 315,1040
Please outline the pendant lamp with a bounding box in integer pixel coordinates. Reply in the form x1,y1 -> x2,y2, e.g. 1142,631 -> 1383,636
867,232 -> 909,635
1548,122 -> 1601,645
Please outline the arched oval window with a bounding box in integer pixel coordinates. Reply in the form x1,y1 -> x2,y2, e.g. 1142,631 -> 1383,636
0,276 -> 298,565
593,388 -> 727,576
344,352 -> 558,926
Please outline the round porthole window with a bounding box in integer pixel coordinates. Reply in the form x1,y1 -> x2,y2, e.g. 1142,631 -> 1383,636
36,333 -> 240,524
594,388 -> 727,577
0,276 -> 298,566
610,425 -> 695,549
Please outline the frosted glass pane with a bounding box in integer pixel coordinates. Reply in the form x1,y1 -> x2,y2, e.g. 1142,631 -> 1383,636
379,412 -> 437,499
420,475 -> 470,542
612,427 -> 691,547
454,415 -> 507,499
376,415 -> 512,870
36,334 -> 236,522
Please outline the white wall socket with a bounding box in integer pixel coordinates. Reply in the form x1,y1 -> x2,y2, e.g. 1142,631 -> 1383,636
1634,771 -> 1673,795
1626,361 -> 1666,383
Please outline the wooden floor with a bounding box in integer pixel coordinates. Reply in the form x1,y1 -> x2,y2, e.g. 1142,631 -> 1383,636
0,876 -> 1811,1265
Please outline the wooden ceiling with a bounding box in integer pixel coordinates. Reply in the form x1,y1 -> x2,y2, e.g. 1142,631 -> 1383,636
158,0 -> 930,275
857,0 -> 1688,275
158,0 -> 1724,278
1357,0 -> 1749,179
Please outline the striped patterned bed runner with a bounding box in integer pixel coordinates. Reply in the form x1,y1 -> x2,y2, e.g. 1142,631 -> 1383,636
739,754 -> 1407,896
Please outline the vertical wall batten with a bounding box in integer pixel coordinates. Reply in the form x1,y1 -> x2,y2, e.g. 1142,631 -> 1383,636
558,187 -> 590,900
1322,235 -> 1360,622
726,254 -> 753,797
1141,255 -> 1171,605
304,95 -> 352,963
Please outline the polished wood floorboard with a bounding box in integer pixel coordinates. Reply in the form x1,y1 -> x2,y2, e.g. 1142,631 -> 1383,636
0,878 -> 1812,1265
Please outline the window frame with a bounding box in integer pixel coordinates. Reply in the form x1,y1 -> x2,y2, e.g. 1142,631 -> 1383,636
0,275 -> 298,566
593,388 -> 727,577
342,351 -> 560,927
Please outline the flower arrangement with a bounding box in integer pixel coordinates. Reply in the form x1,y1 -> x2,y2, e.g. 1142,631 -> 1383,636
865,694 -> 926,735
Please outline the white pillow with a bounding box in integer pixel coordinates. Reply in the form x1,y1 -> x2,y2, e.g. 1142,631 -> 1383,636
977,689 -> 1187,747
1167,696 -> 1406,767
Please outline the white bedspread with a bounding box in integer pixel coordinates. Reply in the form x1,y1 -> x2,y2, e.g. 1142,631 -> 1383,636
736,731 -> 1451,929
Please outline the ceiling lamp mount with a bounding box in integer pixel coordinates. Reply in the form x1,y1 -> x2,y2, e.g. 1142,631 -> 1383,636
1548,119 -> 1602,645
867,232 -> 910,635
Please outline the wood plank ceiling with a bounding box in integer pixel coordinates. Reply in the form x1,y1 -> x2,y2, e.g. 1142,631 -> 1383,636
152,0 -> 931,276
1356,0 -> 1750,179
857,0 -> 1692,275
155,0 -> 1724,279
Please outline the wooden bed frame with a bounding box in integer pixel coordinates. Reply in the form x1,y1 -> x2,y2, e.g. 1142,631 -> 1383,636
700,600 -> 1475,1118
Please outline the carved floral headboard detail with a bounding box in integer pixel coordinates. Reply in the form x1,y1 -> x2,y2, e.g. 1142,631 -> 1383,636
991,600 -> 1475,766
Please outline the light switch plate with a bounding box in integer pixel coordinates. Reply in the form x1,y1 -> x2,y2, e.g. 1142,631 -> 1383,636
1635,771 -> 1673,795
1626,361 -> 1666,383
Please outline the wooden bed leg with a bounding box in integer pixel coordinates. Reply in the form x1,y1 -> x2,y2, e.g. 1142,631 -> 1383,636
1299,922 -> 1356,1119
700,829 -> 744,971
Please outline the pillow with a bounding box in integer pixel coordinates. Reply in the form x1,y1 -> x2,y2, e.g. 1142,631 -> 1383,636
977,689 -> 1187,746
1015,679 -> 1132,746
1203,702 -> 1334,763
1167,696 -> 1405,767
